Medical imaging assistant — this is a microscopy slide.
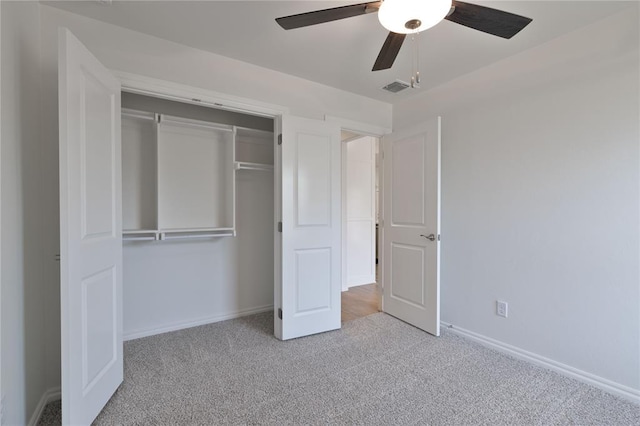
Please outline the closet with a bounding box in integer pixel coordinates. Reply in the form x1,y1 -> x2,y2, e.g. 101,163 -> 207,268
120,92 -> 275,339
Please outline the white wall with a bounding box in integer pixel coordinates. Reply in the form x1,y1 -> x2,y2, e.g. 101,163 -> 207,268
1,2 -> 49,424
394,7 -> 639,394
36,4 -> 392,390
39,5 -> 391,127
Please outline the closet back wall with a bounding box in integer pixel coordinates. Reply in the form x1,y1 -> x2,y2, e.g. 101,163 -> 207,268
122,94 -> 274,340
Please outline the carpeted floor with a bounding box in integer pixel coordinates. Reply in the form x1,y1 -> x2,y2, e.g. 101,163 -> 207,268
38,312 -> 639,425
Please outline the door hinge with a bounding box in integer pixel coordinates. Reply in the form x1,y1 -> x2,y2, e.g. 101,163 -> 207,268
278,221 -> 282,232
277,134 -> 283,145
278,308 -> 283,320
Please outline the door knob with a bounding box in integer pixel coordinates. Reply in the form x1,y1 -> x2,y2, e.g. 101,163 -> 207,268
420,234 -> 436,241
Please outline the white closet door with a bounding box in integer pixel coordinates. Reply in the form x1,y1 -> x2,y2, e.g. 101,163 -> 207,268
276,115 -> 342,340
382,117 -> 441,336
59,28 -> 123,425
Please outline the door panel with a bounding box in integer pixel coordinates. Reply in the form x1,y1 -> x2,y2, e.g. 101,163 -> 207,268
390,243 -> 425,306
391,135 -> 425,226
295,134 -> 331,226
59,28 -> 123,425
82,267 -> 117,390
382,117 -> 441,335
277,116 -> 341,340
295,248 -> 332,312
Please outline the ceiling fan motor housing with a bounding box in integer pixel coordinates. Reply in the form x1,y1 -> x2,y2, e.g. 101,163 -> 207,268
378,0 -> 453,33
405,19 -> 422,30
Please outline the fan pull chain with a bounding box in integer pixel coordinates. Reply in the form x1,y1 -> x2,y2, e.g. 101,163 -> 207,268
416,31 -> 420,85
410,31 -> 421,89
410,33 -> 416,88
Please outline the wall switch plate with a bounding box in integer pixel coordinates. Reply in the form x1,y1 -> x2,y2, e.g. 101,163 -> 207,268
496,300 -> 508,318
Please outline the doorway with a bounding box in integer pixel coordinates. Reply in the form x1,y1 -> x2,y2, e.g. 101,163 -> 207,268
341,131 -> 381,322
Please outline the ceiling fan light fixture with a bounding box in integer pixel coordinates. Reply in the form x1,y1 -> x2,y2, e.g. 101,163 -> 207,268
378,0 -> 452,34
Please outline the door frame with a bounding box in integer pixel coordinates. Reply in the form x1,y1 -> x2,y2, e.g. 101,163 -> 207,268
325,115 -> 390,294
341,134 -> 378,291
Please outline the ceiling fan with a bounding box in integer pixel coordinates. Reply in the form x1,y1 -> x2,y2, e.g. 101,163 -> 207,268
276,0 -> 533,72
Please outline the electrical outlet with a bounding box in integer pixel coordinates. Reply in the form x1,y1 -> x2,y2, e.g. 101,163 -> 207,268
496,300 -> 508,318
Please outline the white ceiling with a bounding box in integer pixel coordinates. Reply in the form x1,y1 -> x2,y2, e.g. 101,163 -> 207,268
43,1 -> 632,104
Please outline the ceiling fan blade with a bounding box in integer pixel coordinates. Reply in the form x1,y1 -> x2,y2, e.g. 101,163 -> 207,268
276,1 -> 381,30
445,1 -> 532,39
372,32 -> 406,71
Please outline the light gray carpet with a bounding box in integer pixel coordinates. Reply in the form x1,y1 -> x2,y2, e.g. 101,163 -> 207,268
38,312 -> 639,425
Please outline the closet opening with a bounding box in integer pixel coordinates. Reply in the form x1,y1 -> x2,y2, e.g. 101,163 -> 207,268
120,91 -> 276,340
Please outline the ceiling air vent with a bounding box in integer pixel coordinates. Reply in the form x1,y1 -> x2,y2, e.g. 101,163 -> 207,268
382,80 -> 410,94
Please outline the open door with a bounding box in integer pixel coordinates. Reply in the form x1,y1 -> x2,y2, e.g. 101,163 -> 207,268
59,28 -> 123,425
275,115 -> 342,340
381,117 -> 441,335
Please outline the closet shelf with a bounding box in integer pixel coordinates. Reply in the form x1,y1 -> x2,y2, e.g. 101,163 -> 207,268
122,109 -> 155,121
123,235 -> 158,242
159,228 -> 235,240
123,228 -> 235,241
123,230 -> 159,241
235,161 -> 274,172
160,114 -> 234,133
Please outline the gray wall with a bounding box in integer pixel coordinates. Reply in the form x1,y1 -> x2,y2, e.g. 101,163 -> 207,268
394,7 -> 639,392
1,2 -> 49,424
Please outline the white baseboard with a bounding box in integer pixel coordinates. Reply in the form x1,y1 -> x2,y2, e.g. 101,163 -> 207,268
441,321 -> 640,404
124,305 -> 274,341
28,386 -> 61,426
346,276 -> 377,289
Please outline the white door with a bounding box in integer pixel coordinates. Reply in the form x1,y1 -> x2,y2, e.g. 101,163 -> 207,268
275,115 -> 342,340
345,136 -> 377,288
382,117 -> 441,335
59,28 -> 123,425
